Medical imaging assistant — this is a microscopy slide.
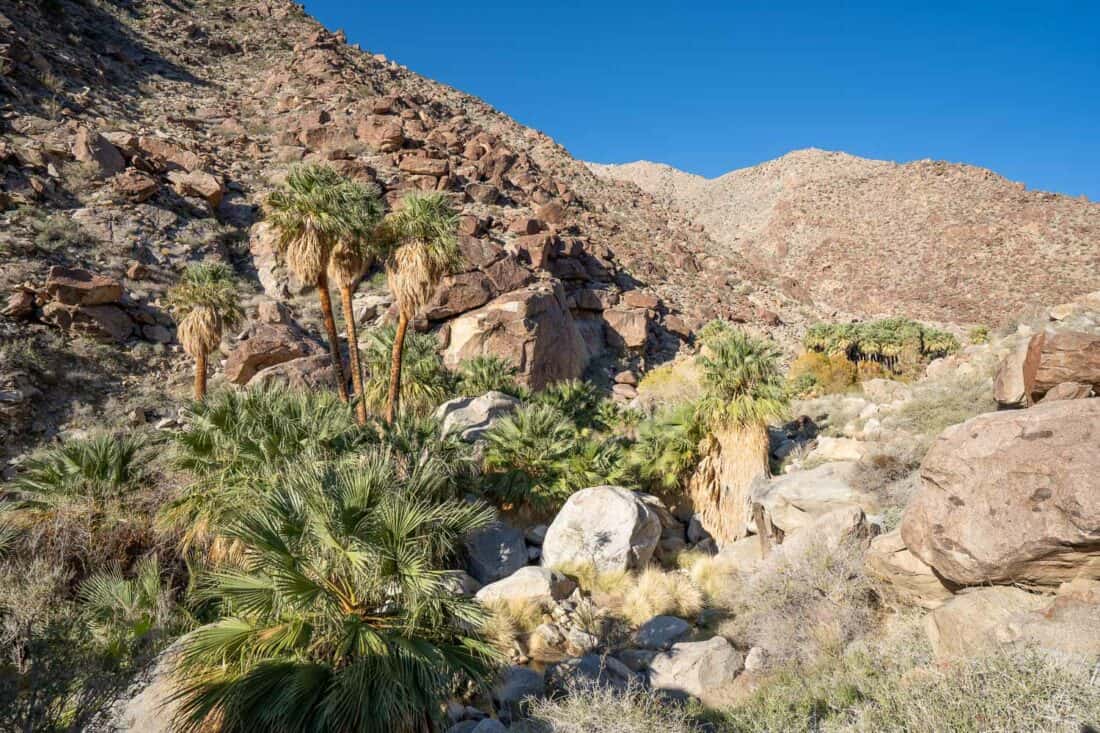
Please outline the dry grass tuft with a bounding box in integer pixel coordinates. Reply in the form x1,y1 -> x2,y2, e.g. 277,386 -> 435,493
527,680 -> 705,733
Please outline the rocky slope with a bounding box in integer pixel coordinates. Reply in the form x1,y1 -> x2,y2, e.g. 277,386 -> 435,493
0,0 -> 801,464
590,149 -> 1100,325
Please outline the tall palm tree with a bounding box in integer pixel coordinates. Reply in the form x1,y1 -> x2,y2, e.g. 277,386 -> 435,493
169,452 -> 500,733
168,262 -> 243,400
327,190 -> 385,424
688,327 -> 788,544
381,192 -> 460,423
266,165 -> 375,404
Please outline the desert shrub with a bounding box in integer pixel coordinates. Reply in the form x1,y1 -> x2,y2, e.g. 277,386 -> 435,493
78,554 -> 181,657
698,318 -> 736,347
720,536 -> 875,668
787,352 -> 857,396
528,681 -> 705,733
635,359 -> 703,406
619,567 -> 704,626
456,355 -> 526,398
360,325 -> 453,417
28,210 -> 94,252
968,324 -> 990,344
677,552 -> 739,606
717,615 -> 1100,733
625,402 -> 702,492
848,440 -> 924,516
482,597 -> 546,655
885,373 -> 996,440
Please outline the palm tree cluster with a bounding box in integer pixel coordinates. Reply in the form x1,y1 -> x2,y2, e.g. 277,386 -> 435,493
803,317 -> 959,371
168,164 -> 461,426
170,453 -> 500,733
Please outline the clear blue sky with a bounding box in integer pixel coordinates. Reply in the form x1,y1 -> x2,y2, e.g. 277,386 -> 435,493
303,1 -> 1099,199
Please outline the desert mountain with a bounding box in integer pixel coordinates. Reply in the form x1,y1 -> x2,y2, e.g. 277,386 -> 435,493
590,149 -> 1100,325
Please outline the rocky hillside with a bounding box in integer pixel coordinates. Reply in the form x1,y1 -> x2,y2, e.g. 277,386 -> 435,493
590,149 -> 1100,325
0,0 -> 802,464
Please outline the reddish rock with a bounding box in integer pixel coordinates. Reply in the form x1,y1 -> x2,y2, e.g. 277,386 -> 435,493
224,324 -> 322,385
167,170 -> 224,207
442,280 -> 588,389
43,302 -> 133,341
993,333 -> 1045,407
45,267 -> 122,306
137,136 -> 204,172
574,288 -> 619,312
536,202 -> 566,226
2,287 -> 35,319
465,182 -> 499,205
457,235 -> 504,269
251,353 -> 336,392
622,290 -> 660,310
1032,331 -> 1100,397
398,155 -> 448,177
126,262 -> 148,280
484,256 -> 533,294
73,127 -> 125,177
1037,381 -> 1095,403
112,169 -> 159,202
604,308 -> 650,350
424,271 -> 495,320
512,233 -> 555,269
356,116 -> 404,152
664,315 -> 694,340
508,216 -> 544,235
457,215 -> 484,237
614,370 -> 638,386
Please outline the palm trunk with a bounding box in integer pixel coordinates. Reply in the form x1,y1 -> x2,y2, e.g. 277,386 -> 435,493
688,422 -> 771,545
384,312 -> 409,424
340,284 -> 368,425
194,350 -> 207,401
316,270 -> 349,403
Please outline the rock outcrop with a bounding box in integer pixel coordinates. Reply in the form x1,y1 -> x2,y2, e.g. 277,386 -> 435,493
648,636 -> 744,706
435,391 -> 521,442
541,486 -> 662,573
901,399 -> 1100,588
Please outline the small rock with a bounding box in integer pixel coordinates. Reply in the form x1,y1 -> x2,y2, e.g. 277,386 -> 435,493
632,615 -> 691,650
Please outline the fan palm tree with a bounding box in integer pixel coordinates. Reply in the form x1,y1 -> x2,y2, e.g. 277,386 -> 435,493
381,192 -> 461,423
688,327 -> 788,544
169,452 -> 499,733
360,325 -> 452,418
168,262 -> 243,400
266,165 -> 376,404
327,189 -> 385,424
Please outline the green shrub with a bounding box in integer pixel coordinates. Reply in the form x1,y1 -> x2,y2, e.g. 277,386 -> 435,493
787,352 -> 857,396
11,434 -> 145,509
803,317 -> 959,376
886,373 -> 997,440
360,325 -> 453,417
625,402 -> 701,491
456,355 -> 525,398
968,324 -> 990,344
534,379 -> 607,430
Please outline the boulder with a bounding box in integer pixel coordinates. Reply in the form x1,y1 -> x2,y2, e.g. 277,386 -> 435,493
137,136 -> 204,172
648,636 -> 744,706
603,307 -> 649,350
492,665 -> 544,724
223,324 -> 321,385
43,302 -> 133,341
250,353 -> 336,392
435,391 -> 520,442
926,586 -> 1048,660
45,266 -> 122,306
621,290 -> 660,310
778,504 -> 869,556
112,169 -> 159,202
993,334 -> 1044,407
901,399 -> 1100,588
865,528 -> 955,609
632,615 -> 691,650
717,536 -> 767,574
753,461 -> 877,534
424,271 -> 495,320
73,127 -> 125,177
1032,331 -> 1100,397
1037,381 -> 1094,402
398,155 -> 448,177
356,116 -> 404,152
541,486 -> 662,573
807,436 -> 868,463
167,169 -> 224,207
474,566 -> 576,607
544,654 -> 636,696
442,281 -> 588,390
465,521 -> 528,585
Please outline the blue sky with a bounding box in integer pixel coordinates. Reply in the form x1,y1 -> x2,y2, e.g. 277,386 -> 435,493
302,1 -> 1099,199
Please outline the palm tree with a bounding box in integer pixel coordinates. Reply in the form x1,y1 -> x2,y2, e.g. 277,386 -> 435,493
327,190 -> 385,424
168,262 -> 243,400
381,192 -> 461,423
688,326 -> 788,544
266,165 -> 375,404
360,325 -> 452,418
169,452 -> 500,733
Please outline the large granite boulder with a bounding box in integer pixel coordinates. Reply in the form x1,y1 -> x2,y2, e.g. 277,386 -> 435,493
544,654 -> 636,696
541,486 -> 662,573
901,399 -> 1100,588
435,391 -> 521,442
474,566 -> 576,607
45,266 -> 122,306
648,636 -> 744,706
865,528 -> 955,609
464,521 -> 528,585
752,461 -> 877,534
442,281 -> 588,390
